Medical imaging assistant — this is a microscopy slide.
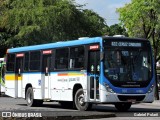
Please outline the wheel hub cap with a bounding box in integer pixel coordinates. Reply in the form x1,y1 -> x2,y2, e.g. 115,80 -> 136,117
78,94 -> 85,106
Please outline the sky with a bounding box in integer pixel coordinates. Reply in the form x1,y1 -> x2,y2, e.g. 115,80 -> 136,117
75,0 -> 131,26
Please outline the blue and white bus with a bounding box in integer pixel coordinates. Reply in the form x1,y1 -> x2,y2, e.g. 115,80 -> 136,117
5,36 -> 155,111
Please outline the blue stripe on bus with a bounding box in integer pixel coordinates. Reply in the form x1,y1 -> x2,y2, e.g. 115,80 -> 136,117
8,37 -> 102,53
102,77 -> 155,94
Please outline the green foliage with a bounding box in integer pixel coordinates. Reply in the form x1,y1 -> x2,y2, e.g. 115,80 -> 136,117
109,24 -> 128,36
0,0 -> 109,50
0,0 -> 128,58
82,9 -> 107,36
122,0 -> 160,38
117,0 -> 160,63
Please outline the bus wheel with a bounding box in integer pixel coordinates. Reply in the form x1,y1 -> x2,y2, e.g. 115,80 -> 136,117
74,88 -> 92,111
26,87 -> 39,107
115,102 -> 132,111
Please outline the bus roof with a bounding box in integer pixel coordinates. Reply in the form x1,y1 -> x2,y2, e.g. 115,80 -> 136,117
8,37 -> 102,53
7,36 -> 149,53
103,36 -> 148,41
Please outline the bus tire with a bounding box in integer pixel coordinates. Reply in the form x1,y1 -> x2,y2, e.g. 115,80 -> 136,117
74,88 -> 92,111
26,87 -> 41,107
115,102 -> 131,111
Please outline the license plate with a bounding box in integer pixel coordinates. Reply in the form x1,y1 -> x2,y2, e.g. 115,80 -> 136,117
127,99 -> 136,102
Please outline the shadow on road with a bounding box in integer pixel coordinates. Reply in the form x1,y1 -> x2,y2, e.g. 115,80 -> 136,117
17,102 -> 76,111
16,102 -> 160,112
92,104 -> 160,112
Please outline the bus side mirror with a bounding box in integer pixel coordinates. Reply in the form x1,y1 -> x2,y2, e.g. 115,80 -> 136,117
100,52 -> 104,61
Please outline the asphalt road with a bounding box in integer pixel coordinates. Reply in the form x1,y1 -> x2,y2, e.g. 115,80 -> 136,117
0,95 -> 114,119
0,95 -> 160,120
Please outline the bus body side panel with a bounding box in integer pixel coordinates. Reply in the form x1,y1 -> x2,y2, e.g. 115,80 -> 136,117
5,73 -> 25,98
50,72 -> 87,101
22,73 -> 29,98
27,73 -> 42,99
5,73 -> 16,98
17,73 -> 23,98
50,73 -> 61,100
66,72 -> 87,101
5,72 -> 44,99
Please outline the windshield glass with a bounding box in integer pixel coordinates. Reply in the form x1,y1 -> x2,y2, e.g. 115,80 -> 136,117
103,39 -> 152,87
104,49 -> 152,82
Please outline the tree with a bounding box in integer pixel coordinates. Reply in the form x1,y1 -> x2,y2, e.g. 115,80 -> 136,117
109,24 -> 128,36
82,9 -> 109,36
0,0 -> 109,57
0,0 -> 81,46
0,0 -> 108,57
117,0 -> 160,99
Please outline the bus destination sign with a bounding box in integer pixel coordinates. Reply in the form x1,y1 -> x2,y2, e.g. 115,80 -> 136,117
111,42 -> 142,47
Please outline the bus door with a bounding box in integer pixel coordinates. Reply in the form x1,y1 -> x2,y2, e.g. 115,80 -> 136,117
88,45 -> 100,101
15,53 -> 24,98
42,50 -> 52,99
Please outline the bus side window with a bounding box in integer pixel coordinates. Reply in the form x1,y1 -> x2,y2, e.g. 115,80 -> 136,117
29,51 -> 41,71
24,52 -> 29,71
70,46 -> 84,69
55,48 -> 69,70
6,54 -> 15,72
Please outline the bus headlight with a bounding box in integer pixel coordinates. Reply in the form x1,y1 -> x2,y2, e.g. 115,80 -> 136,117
104,83 -> 114,93
148,85 -> 154,93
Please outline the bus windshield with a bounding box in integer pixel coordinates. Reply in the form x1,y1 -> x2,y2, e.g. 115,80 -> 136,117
103,39 -> 152,88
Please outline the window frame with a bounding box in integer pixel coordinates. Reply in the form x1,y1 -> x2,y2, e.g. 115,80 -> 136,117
29,50 -> 41,71
6,53 -> 15,72
54,47 -> 69,70
69,45 -> 85,70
